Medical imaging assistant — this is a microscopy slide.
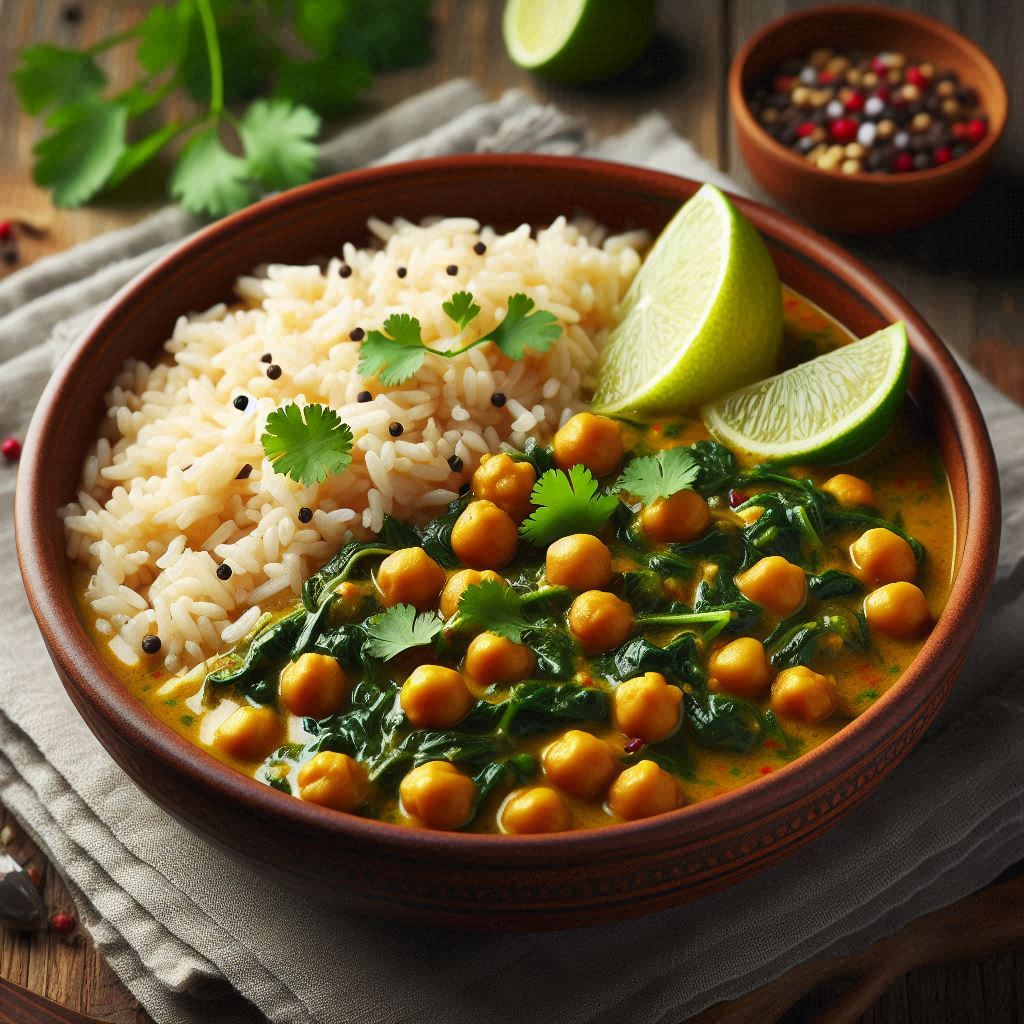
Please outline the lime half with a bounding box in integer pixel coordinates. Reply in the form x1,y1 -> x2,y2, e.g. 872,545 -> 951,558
701,322 -> 911,464
502,0 -> 655,84
593,183 -> 783,415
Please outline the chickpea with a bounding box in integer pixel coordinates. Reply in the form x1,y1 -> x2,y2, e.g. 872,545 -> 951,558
822,473 -> 875,508
297,751 -> 368,812
864,582 -> 931,639
545,533 -> 612,590
400,665 -> 474,728
770,666 -> 838,723
472,453 -> 536,522
553,412 -> 624,477
213,705 -> 282,762
850,528 -> 918,586
542,729 -> 618,799
607,760 -> 682,821
464,631 -> 536,685
500,787 -> 570,834
451,500 -> 518,569
439,568 -> 504,619
568,590 -> 633,654
641,490 -> 712,544
736,556 -> 807,617
279,653 -> 349,718
612,671 -> 683,742
376,547 -> 446,611
708,637 -> 772,699
400,761 -> 476,830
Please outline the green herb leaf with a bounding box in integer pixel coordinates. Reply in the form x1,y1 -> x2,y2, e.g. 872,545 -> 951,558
331,0 -> 434,70
363,604 -> 444,660
274,56 -> 371,117
261,403 -> 354,486
457,580 -> 530,642
32,97 -> 127,207
442,291 -> 482,330
169,127 -> 251,216
181,12 -> 269,105
239,98 -> 320,191
616,448 -> 700,504
359,314 -> 427,385
107,121 -> 185,189
486,293 -> 562,360
136,1 -> 194,75
520,466 -> 619,546
12,44 -> 105,115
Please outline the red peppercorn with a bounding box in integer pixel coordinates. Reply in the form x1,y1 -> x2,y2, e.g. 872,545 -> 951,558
728,490 -> 750,508
829,118 -> 858,144
51,911 -> 76,935
623,738 -> 644,755
966,118 -> 987,143
0,221 -> 11,242
26,865 -> 42,887
817,70 -> 836,85
1,437 -> 21,461
844,91 -> 865,112
933,146 -> 953,165
906,66 -> 928,88
870,55 -> 888,74
773,75 -> 796,92
893,152 -> 914,173
796,121 -> 816,138
952,121 -> 969,141
873,85 -> 890,101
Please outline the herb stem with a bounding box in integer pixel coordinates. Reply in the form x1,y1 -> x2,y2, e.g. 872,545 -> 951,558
317,546 -> 393,607
520,586 -> 571,607
86,28 -> 138,55
633,609 -> 733,641
194,0 -> 224,117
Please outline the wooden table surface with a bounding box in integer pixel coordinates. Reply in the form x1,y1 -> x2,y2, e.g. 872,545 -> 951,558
1,1 -> 1021,1022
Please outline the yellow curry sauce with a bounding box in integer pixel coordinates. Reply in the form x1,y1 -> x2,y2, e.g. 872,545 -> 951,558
80,288 -> 953,834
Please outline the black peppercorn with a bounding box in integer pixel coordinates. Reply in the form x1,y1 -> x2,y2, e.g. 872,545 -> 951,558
298,506 -> 313,523
447,455 -> 464,472
357,390 -> 372,403
266,364 -> 282,380
340,264 -> 352,279
260,353 -> 272,363
389,422 -> 404,437
396,266 -> 407,278
446,264 -> 458,276
473,242 -> 487,255
236,464 -> 253,480
490,391 -> 507,407
349,327 -> 365,341
141,634 -> 161,655
216,564 -> 233,580
232,395 -> 248,411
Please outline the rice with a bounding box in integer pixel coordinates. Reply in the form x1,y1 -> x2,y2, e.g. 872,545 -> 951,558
63,216 -> 646,674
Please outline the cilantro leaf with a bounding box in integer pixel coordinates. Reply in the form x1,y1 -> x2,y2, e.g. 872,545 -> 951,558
363,604 -> 443,660
261,403 -> 354,486
136,1 -> 193,75
486,294 -> 562,360
170,128 -> 251,216
359,314 -> 427,386
520,466 -> 619,546
331,0 -> 434,70
443,291 -> 482,330
456,580 -> 531,642
107,122 -> 185,189
12,44 -> 105,115
274,56 -> 371,117
240,99 -> 320,190
32,98 -> 127,207
616,448 -> 700,504
294,0 -> 350,55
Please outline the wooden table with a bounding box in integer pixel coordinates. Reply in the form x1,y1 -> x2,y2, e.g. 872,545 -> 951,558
1,2 -> 1021,1022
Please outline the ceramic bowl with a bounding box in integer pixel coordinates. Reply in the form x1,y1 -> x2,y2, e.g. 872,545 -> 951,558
729,4 -> 1009,234
16,155 -> 1000,929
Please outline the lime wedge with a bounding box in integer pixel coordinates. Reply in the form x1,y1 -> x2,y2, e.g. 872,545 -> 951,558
593,184 -> 783,415
701,322 -> 911,464
502,0 -> 655,84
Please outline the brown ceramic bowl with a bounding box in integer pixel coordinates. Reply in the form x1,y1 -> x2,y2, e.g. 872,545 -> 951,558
16,156 -> 1000,929
729,4 -> 1009,234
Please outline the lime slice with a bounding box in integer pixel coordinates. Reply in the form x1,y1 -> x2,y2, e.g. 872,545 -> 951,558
701,322 -> 911,464
502,0 -> 656,84
593,183 -> 783,415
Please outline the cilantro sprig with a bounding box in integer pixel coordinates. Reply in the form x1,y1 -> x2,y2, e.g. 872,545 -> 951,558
615,448 -> 700,504
11,0 -> 433,215
359,291 -> 562,386
362,604 -> 443,660
455,580 -> 532,643
261,403 -> 353,486
520,466 -> 619,546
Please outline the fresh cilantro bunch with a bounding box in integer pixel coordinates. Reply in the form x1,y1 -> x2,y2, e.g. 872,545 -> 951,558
261,402 -> 353,486
12,0 -> 433,215
359,291 -> 563,386
615,448 -> 699,504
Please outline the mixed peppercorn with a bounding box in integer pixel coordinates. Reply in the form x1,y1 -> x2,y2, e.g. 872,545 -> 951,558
747,48 -> 988,174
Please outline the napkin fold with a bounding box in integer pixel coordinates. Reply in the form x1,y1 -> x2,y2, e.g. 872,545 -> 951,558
1,80 -> 1022,1024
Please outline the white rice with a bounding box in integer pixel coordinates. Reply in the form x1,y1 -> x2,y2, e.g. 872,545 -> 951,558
63,216 -> 646,674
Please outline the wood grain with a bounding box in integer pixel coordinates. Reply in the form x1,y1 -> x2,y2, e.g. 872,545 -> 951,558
0,0 -> 1022,1021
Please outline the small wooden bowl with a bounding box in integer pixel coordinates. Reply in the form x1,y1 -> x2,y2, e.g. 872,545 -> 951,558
15,156 -> 1001,929
729,4 -> 1009,234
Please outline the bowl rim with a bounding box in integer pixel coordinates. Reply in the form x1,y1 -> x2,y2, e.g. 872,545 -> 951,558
728,2 -> 1009,186
15,153 -> 1001,861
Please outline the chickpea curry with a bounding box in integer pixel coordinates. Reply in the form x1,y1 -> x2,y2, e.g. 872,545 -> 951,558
92,293 -> 953,835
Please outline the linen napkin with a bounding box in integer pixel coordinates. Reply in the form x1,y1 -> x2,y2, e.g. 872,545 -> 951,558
1,79 -> 1022,1024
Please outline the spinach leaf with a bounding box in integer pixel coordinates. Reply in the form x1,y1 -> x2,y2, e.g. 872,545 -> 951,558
305,680 -> 402,760
416,493 -> 471,568
693,570 -> 761,635
619,570 -> 669,615
301,540 -> 393,611
505,436 -> 554,478
685,690 -> 763,753
808,569 -> 863,599
827,508 -> 925,562
290,594 -> 336,656
313,623 -> 368,669
526,627 -> 579,680
593,632 -> 703,686
623,732 -> 693,778
378,514 -> 421,549
689,440 -> 738,496
205,609 -> 305,703
765,609 -> 870,669
498,681 -> 610,737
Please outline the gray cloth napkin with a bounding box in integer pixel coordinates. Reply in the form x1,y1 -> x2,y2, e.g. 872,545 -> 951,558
1,80 -> 1022,1024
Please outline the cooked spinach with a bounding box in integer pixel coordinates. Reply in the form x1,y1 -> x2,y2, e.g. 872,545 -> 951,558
593,632 -> 704,686
685,690 -> 764,753
689,440 -> 739,496
808,569 -> 863,599
765,608 -> 869,669
301,540 -> 394,611
416,493 -> 471,568
205,609 -> 305,703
